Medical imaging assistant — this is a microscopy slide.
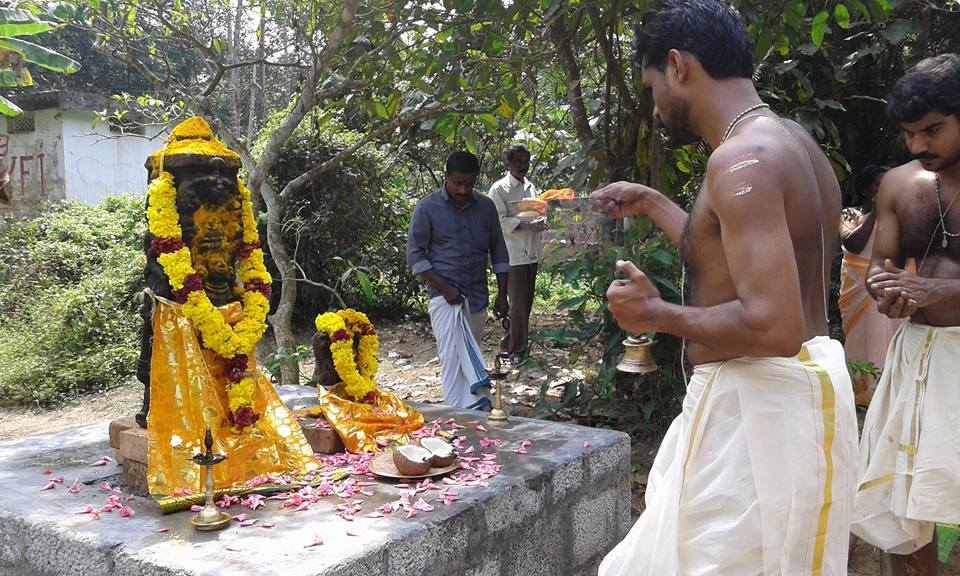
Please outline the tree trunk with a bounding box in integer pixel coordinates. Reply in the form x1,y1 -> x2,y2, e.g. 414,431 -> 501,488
259,179 -> 300,387
548,10 -> 604,180
230,0 -> 243,134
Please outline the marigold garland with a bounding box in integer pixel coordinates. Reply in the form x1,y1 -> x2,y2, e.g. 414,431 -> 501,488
315,309 -> 380,401
145,138 -> 271,432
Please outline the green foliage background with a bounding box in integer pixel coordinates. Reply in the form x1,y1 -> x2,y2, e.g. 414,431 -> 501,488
0,197 -> 145,404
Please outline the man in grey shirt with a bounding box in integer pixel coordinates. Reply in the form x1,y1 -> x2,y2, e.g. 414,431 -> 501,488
406,151 -> 509,408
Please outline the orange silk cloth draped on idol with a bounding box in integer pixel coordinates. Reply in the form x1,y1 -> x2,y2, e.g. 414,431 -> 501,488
147,297 -> 318,508
300,385 -> 424,454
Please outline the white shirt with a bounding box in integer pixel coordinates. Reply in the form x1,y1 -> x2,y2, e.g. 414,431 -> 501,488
488,173 -> 542,266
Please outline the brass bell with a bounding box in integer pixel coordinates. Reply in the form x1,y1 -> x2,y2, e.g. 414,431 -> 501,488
617,335 -> 658,374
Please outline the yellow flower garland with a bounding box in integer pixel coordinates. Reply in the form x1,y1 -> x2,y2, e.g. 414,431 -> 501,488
315,309 -> 380,400
146,170 -> 270,359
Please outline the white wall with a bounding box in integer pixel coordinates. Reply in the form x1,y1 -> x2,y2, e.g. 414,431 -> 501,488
0,109 -> 65,214
62,111 -> 165,205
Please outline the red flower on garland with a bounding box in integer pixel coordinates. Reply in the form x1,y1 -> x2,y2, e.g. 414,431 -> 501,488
225,355 -> 248,383
244,279 -> 272,300
151,237 -> 186,255
172,274 -> 204,303
361,324 -> 376,336
331,328 -> 352,342
361,391 -> 376,405
238,241 -> 261,259
232,406 -> 260,431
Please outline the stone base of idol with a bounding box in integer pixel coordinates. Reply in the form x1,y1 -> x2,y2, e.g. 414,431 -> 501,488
108,416 -> 149,495
0,386 -> 631,576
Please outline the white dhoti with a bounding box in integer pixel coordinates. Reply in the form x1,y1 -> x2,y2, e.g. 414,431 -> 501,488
852,322 -> 960,554
428,296 -> 491,409
599,337 -> 858,576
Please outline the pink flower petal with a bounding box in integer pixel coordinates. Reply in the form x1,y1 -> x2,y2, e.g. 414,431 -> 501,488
475,424 -> 487,432
239,519 -> 258,527
259,522 -> 276,529
119,506 -> 135,517
583,441 -> 592,448
41,481 -> 56,491
346,530 -> 360,537
190,505 -> 203,512
304,536 -> 324,548
68,479 -> 82,494
232,513 -> 249,523
156,528 -> 171,533
99,482 -> 112,491
42,467 -> 52,475
52,475 -> 66,483
91,456 -> 113,467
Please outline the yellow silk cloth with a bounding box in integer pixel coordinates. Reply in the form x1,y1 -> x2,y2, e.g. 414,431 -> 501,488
298,384 -> 424,453
147,297 -> 318,509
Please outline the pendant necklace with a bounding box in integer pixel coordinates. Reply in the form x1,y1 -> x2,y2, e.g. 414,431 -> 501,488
935,172 -> 960,249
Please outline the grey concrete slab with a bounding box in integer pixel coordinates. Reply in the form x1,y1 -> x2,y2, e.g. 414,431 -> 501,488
0,386 -> 631,576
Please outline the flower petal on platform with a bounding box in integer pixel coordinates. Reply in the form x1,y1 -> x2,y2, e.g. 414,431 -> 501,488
583,441 -> 591,448
119,506 -> 135,517
304,536 -> 324,548
41,481 -> 56,491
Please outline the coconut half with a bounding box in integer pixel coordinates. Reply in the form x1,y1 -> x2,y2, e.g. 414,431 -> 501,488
420,437 -> 457,467
393,445 -> 433,476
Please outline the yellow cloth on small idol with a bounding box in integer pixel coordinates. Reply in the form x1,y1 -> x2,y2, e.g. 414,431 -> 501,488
147,297 -> 318,509
299,385 -> 424,453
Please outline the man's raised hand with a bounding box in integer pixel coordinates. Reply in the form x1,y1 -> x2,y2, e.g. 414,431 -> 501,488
606,260 -> 663,334
590,182 -> 648,219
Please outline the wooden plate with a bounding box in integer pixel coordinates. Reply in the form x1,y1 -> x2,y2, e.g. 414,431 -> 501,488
367,451 -> 460,480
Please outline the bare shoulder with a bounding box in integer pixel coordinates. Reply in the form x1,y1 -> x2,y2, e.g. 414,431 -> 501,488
705,125 -> 789,204
878,161 -> 932,207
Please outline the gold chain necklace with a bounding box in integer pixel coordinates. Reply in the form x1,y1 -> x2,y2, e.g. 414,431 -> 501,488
719,102 -> 770,145
935,172 -> 960,248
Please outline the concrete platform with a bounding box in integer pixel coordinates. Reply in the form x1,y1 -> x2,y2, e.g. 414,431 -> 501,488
0,386 -> 631,576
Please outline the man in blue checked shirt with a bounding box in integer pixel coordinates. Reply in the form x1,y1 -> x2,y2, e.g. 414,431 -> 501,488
405,151 -> 510,409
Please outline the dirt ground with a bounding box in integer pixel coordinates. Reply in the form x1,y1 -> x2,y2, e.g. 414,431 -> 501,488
1,312 -> 957,573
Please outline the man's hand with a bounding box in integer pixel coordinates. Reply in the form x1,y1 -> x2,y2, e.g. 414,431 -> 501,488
590,181 -> 650,219
606,260 -> 663,334
441,283 -> 464,306
517,217 -> 548,232
494,292 -> 508,319
868,259 -> 920,318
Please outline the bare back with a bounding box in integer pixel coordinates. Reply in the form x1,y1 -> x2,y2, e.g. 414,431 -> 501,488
681,114 -> 841,364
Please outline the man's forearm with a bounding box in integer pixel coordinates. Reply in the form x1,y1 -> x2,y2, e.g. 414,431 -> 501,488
495,272 -> 508,295
841,212 -> 876,254
652,299 -> 804,358
419,270 -> 454,294
644,190 -> 688,247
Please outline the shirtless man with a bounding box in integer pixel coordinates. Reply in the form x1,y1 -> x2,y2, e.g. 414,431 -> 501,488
852,53 -> 960,576
590,2 -> 858,574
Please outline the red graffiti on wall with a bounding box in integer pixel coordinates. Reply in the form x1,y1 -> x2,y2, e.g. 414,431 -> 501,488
0,133 -> 47,208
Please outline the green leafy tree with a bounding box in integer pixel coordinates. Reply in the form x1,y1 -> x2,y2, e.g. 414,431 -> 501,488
0,2 -> 80,115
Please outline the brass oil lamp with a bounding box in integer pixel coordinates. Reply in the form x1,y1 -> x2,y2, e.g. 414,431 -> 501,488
487,352 -> 511,423
617,335 -> 658,374
189,427 -> 231,531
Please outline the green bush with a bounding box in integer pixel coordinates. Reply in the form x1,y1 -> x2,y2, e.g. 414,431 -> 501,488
0,196 -> 145,405
262,114 -> 421,323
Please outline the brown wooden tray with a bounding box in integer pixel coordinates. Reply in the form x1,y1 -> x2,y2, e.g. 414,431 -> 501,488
367,451 -> 460,480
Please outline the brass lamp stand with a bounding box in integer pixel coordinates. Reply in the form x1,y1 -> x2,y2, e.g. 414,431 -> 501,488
189,427 -> 231,531
617,335 -> 658,374
487,352 -> 510,423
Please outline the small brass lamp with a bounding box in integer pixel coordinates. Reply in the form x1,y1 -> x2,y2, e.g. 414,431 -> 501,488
189,427 -> 231,531
617,335 -> 658,374
487,352 -> 510,423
